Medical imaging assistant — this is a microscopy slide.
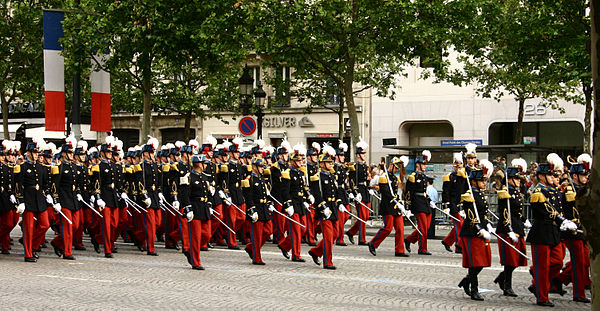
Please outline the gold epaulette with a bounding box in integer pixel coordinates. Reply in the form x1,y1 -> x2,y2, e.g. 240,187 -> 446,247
133,164 -> 142,173
241,178 -> 250,188
220,164 -> 229,173
496,189 -> 511,199
565,190 -> 576,202
443,174 -> 450,182
271,162 -> 279,170
51,165 -> 59,175
530,190 -> 546,203
407,173 -> 416,183
310,174 -> 319,181
125,167 -> 133,174
456,168 -> 467,178
170,163 -> 179,172
460,191 -> 474,203
263,168 -> 271,175
347,163 -> 356,172
299,166 -> 307,175
281,169 -> 291,180
379,174 -> 388,184
13,165 -> 20,174
247,165 -> 252,172
91,164 -> 100,173
162,164 -> 170,172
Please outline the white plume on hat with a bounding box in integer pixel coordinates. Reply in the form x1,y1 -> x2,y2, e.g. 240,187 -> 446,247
160,145 -> 168,151
165,143 -> 175,150
77,140 -> 88,152
338,140 -> 348,152
127,147 -> 135,152
480,159 -> 494,179
453,153 -> 463,164
13,141 -> 21,152
399,155 -> 410,167
88,146 -> 98,155
204,135 -> 218,148
32,136 -> 46,150
175,141 -> 185,149
65,133 -> 77,149
356,137 -> 368,150
114,139 -> 123,151
465,143 -> 477,155
293,143 -> 307,156
322,143 -> 336,157
105,132 -> 115,145
45,142 -> 57,154
311,142 -> 321,153
577,153 -> 592,168
232,137 -> 244,148
547,153 -> 564,171
511,158 -> 527,172
147,135 -> 159,150
254,139 -> 265,150
263,145 -> 275,155
422,150 -> 431,162
2,140 -> 12,151
222,140 -> 232,150
280,138 -> 292,153
188,139 -> 200,153
215,143 -> 224,151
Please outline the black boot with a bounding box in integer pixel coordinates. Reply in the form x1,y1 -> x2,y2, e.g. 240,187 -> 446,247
503,276 -> 517,297
493,271 -> 505,291
550,278 -> 566,296
470,277 -> 484,301
458,276 -> 471,296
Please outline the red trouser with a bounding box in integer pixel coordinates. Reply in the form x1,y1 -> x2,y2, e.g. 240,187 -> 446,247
369,214 -> 405,253
336,205 -> 350,243
347,202 -> 371,244
23,210 -> 50,258
178,209 -> 190,252
209,204 -> 224,240
498,234 -> 527,267
201,218 -> 211,248
279,213 -> 305,259
73,209 -> 85,247
0,210 -> 18,251
557,239 -> 588,299
95,207 -> 118,254
559,242 -> 591,288
113,207 -> 129,243
531,243 -> 564,303
246,220 -> 273,263
442,212 -> 464,249
304,206 -> 317,244
274,203 -> 286,242
142,209 -> 158,253
405,212 -> 431,252
155,209 -> 163,237
225,204 -> 238,247
53,209 -> 82,256
310,219 -> 337,267
164,210 -> 179,245
187,218 -> 209,267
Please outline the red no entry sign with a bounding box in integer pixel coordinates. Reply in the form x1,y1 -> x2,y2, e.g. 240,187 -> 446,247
238,116 -> 256,136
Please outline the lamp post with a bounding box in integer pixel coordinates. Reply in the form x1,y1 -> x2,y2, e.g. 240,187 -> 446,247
254,82 -> 266,138
238,66 -> 254,115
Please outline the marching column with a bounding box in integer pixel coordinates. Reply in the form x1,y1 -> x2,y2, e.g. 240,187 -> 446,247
404,150 -> 433,255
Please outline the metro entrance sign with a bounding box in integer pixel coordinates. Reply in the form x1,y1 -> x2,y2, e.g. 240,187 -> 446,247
238,116 -> 257,136
440,139 -> 482,146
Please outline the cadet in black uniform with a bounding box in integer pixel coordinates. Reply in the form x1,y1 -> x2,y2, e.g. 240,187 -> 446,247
404,150 -> 432,255
244,157 -> 273,265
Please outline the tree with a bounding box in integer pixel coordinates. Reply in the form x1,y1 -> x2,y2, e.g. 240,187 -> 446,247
442,0 -> 573,145
244,0 -> 447,156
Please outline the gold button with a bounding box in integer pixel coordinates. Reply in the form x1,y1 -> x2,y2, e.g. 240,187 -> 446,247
152,185 -> 156,191
72,185 -> 76,191
35,184 -> 39,190
110,183 -> 115,189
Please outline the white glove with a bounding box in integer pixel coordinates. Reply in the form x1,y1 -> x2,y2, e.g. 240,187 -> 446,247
251,212 -> 258,223
560,219 -> 577,232
268,204 -> 276,212
478,229 -> 491,240
338,204 -> 347,213
486,223 -> 496,234
218,190 -> 227,199
9,195 -> 17,204
16,203 -> 25,214
172,201 -> 180,209
459,210 -> 466,219
368,189 -> 376,196
404,210 -> 413,218
158,193 -> 165,203
508,231 -> 518,243
348,193 -> 355,200
323,207 -> 332,219
186,211 -> 194,222
355,193 -> 362,202
120,193 -> 129,200
308,195 -> 315,204
210,187 -> 215,196
54,203 -> 62,213
286,205 -> 294,216
209,208 -> 216,216
90,196 -> 96,204
76,194 -> 84,202
443,208 -> 450,215
97,199 -> 106,208
144,197 -> 152,207
524,219 -> 532,229
429,201 -> 437,210
46,194 -> 53,204
303,202 -> 311,211
224,198 -> 232,206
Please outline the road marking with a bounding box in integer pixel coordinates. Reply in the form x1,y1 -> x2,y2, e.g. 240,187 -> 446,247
35,274 -> 113,283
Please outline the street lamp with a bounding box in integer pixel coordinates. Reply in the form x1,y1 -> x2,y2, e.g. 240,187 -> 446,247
238,66 -> 254,115
254,82 -> 266,138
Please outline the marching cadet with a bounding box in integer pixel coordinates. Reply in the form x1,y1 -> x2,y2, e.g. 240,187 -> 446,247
307,144 -> 339,269
304,142 -> 320,246
15,137 -> 51,262
457,161 -> 494,301
464,143 -> 478,173
200,136 -> 223,249
0,141 -> 18,254
183,154 -> 213,270
50,134 -> 81,260
404,150 -> 433,255
493,158 -> 529,297
333,141 -> 350,246
217,138 -> 246,250
368,156 -> 410,257
269,138 -> 291,244
92,134 -> 122,258
555,154 -> 591,303
73,140 -> 89,251
277,143 -> 309,262
441,153 -> 467,253
173,142 -> 194,262
162,142 -> 182,250
244,157 -> 273,265
111,138 -> 129,249
346,137 -> 370,245
135,136 -> 162,256
527,155 -> 579,307
213,143 -> 229,246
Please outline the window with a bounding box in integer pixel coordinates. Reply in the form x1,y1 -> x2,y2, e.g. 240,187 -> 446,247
273,66 -> 291,107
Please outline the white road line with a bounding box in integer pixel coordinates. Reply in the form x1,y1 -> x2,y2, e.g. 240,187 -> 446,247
35,274 -> 113,283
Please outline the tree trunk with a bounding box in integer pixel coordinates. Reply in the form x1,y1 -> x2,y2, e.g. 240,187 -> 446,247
141,58 -> 152,144
580,1 -> 600,308
513,98 -> 525,145
0,95 -> 8,140
344,73 -> 360,160
583,81 -> 593,153
338,95 -> 345,140
184,109 -> 192,141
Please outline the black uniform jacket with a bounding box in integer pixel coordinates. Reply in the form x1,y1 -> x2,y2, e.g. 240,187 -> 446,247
496,185 -> 526,237
459,187 -> 489,238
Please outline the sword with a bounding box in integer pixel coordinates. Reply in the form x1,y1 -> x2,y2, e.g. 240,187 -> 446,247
77,198 -> 104,218
211,214 -> 236,234
488,210 -> 500,220
271,207 -> 306,228
159,202 -> 176,216
124,197 -> 148,213
383,165 -> 422,236
223,197 -> 246,215
56,209 -> 73,225
127,209 -> 132,216
353,197 -> 374,213
344,209 -> 373,227
431,204 -> 460,222
370,190 -> 382,201
491,231 -> 530,260
391,198 -> 423,236
162,201 -> 183,216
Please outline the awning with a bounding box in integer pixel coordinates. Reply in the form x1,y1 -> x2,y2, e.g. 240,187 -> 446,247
26,124 -> 98,140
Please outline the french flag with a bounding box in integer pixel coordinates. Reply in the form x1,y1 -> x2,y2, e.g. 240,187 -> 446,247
90,53 -> 111,132
43,10 -> 66,132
